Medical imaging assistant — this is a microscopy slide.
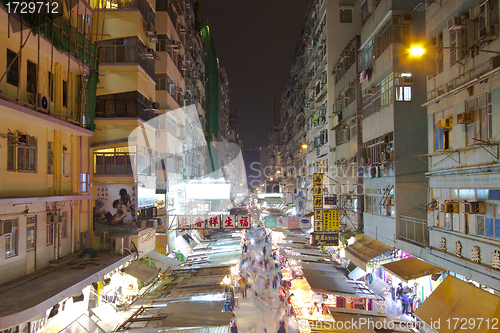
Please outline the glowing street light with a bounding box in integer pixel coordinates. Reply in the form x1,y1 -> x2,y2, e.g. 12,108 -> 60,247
409,45 -> 425,57
301,143 -> 308,149
277,170 -> 281,174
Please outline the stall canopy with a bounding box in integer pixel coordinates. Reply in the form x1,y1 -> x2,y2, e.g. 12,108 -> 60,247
123,261 -> 159,284
381,257 -> 444,282
146,251 -> 181,273
301,266 -> 358,297
344,236 -> 392,271
415,275 -> 500,333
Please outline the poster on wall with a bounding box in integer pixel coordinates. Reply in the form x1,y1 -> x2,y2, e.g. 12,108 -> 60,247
94,184 -> 138,235
138,186 -> 156,207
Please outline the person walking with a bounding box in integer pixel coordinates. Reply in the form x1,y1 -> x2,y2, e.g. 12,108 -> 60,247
277,321 -> 286,333
230,313 -> 238,333
240,277 -> 247,298
265,275 -> 270,298
401,293 -> 410,315
272,274 -> 277,289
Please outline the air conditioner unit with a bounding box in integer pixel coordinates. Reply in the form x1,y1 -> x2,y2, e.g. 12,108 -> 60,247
464,202 -> 485,214
448,16 -> 465,30
151,102 -> 160,109
176,155 -> 183,161
384,198 -> 394,206
440,202 -> 458,213
382,151 -> 393,161
436,118 -> 452,129
179,25 -> 186,33
401,76 -> 414,85
478,26 -> 498,41
38,94 -> 49,110
361,157 -> 372,164
348,81 -> 356,88
401,14 -> 412,23
113,236 -> 131,255
457,111 -> 474,124
146,219 -> 157,228
168,153 -> 174,158
365,88 -> 376,95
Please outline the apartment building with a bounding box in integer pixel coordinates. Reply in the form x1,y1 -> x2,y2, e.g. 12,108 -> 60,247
356,0 -> 428,246
404,0 -> 500,290
0,0 -> 136,330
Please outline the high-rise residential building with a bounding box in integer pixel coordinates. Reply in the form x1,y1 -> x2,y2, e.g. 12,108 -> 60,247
0,0 -> 136,330
395,0 -> 500,290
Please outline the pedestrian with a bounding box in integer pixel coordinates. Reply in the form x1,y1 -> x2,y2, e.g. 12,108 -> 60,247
263,246 -> 267,257
279,287 -> 286,304
231,314 -> 238,333
401,293 -> 410,315
241,278 -> 247,298
321,303 -> 330,315
277,320 -> 286,333
272,274 -> 277,289
265,275 -> 270,297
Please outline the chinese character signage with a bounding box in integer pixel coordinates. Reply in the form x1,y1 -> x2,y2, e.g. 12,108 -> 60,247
277,217 -> 288,228
324,196 -> 337,205
177,215 -> 191,229
313,173 -> 323,185
323,209 -> 340,231
313,185 -> 322,197
238,215 -> 251,229
222,215 -> 236,229
192,215 -> 206,229
265,216 -> 310,229
207,216 -> 220,229
311,232 -> 339,247
265,216 -> 277,228
314,197 -> 323,208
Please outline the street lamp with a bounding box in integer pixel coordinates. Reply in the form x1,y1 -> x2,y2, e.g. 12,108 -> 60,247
409,45 -> 425,57
301,143 -> 308,149
408,44 -> 500,57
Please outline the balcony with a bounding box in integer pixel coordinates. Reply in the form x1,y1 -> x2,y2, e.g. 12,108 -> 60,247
99,37 -> 155,80
95,91 -> 156,122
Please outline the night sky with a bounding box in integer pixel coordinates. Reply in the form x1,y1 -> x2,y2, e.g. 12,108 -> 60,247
196,0 -> 309,150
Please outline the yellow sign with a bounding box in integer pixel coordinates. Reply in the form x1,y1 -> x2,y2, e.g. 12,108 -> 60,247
323,209 -> 340,231
314,215 -> 323,232
314,197 -> 323,208
313,185 -> 322,197
313,173 -> 323,185
314,209 -> 323,221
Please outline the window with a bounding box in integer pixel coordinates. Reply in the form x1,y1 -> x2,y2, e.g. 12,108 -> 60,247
485,203 -> 500,239
94,147 -> 135,174
7,131 -> 37,172
157,34 -> 168,52
80,173 -> 88,193
62,152 -> 71,176
380,73 -> 394,107
48,72 -> 54,101
340,8 -> 353,23
7,49 -> 19,87
60,212 -> 68,239
395,86 -> 412,101
155,73 -> 166,90
46,215 -> 54,245
63,80 -> 68,107
26,216 -> 36,251
435,112 -> 451,151
47,142 -> 53,174
437,33 -> 444,73
27,60 -> 37,94
3,219 -> 18,258
465,93 -> 492,145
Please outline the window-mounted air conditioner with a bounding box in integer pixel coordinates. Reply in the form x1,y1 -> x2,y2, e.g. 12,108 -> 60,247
440,202 -> 458,213
436,118 -> 452,129
457,111 -> 474,124
348,81 -> 356,88
38,94 -> 49,110
365,88 -> 376,95
448,16 -> 465,30
401,14 -> 412,24
464,201 -> 485,214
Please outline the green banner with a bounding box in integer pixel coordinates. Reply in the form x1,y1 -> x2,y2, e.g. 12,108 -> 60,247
265,216 -> 277,228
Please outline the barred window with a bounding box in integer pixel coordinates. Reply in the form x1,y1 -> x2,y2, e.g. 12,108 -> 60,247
7,131 -> 37,172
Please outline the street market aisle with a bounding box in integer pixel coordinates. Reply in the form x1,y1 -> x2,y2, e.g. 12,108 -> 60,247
235,236 -> 298,333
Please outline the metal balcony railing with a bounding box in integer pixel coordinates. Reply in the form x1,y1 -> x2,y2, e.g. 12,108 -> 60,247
399,215 -> 429,246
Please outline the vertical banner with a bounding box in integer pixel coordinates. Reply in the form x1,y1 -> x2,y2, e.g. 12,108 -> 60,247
222,215 -> 236,229
177,215 -> 191,229
238,215 -> 251,229
207,215 -> 221,229
192,215 -> 206,229
265,216 -> 277,228
299,217 -> 311,229
313,172 -> 324,232
277,217 -> 288,228
288,217 -> 299,229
